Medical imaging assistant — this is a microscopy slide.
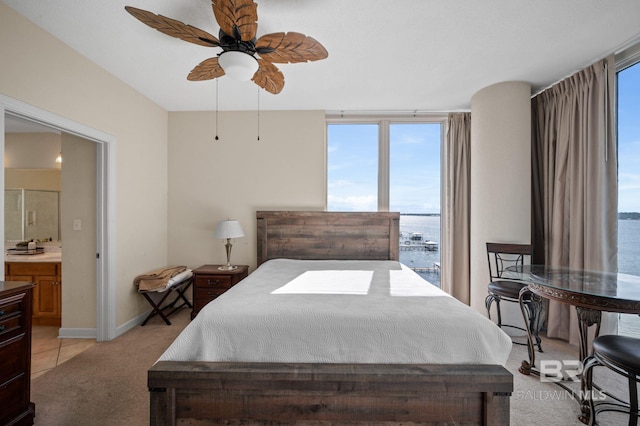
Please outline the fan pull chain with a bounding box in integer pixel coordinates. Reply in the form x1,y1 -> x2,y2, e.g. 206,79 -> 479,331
214,79 -> 219,141
257,87 -> 260,141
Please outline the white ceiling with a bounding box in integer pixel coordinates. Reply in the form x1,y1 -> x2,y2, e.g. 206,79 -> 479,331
3,0 -> 640,112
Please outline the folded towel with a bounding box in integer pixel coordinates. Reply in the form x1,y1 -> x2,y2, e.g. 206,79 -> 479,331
156,269 -> 193,293
134,265 -> 188,292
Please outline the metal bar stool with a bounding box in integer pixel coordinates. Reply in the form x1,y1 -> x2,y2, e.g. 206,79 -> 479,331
581,335 -> 640,425
485,242 -> 545,351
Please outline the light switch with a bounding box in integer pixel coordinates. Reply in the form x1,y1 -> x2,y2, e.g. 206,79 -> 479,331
73,218 -> 82,231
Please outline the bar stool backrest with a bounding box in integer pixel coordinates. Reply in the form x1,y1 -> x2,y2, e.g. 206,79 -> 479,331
486,242 -> 532,282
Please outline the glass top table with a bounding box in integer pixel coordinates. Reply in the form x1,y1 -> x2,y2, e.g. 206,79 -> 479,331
507,265 -> 640,423
506,265 -> 640,314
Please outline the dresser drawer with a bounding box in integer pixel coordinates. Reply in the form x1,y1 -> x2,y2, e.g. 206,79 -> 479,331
194,287 -> 228,302
195,275 -> 232,290
0,294 -> 24,319
0,293 -> 27,341
0,334 -> 27,385
0,315 -> 23,341
0,372 -> 29,426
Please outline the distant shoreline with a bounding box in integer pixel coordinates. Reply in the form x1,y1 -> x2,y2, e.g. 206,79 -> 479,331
400,213 -> 640,219
619,212 -> 640,220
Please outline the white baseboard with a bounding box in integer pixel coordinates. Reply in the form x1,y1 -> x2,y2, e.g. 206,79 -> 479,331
57,310 -> 151,340
114,310 -> 152,338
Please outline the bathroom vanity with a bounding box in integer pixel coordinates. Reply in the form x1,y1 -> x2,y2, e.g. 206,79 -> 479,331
5,258 -> 61,326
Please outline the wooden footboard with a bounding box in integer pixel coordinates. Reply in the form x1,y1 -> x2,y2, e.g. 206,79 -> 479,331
149,361 -> 513,425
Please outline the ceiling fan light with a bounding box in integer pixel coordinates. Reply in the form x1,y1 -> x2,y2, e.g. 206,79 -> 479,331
218,51 -> 259,81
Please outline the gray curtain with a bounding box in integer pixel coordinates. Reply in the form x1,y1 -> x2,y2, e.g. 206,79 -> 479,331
531,56 -> 617,345
442,112 -> 471,304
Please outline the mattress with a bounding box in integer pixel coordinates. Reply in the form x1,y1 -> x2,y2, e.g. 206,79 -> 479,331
159,259 -> 512,365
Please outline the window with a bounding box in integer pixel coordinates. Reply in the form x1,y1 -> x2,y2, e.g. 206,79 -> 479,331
327,124 -> 378,211
327,118 -> 443,286
616,51 -> 640,336
617,61 -> 640,276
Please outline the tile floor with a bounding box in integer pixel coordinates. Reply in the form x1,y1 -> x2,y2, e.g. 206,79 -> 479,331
31,325 -> 96,380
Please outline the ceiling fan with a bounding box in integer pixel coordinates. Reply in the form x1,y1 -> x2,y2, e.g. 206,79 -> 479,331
125,0 -> 328,94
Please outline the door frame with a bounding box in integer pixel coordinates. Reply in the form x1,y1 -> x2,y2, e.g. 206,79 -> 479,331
0,94 -> 116,341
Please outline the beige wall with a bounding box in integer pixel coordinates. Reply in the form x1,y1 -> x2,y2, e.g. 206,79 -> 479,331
5,169 -> 61,191
470,81 -> 532,317
1,3 -> 169,331
5,132 -> 62,191
167,110 -> 326,271
60,133 -> 96,328
5,132 -> 62,170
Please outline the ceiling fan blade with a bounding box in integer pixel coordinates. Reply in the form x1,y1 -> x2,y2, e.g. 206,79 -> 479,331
212,0 -> 258,42
125,6 -> 219,47
188,57 -> 226,81
256,32 -> 328,63
252,59 -> 284,94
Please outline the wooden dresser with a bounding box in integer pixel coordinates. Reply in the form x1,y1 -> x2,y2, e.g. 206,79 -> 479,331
192,265 -> 249,319
0,281 -> 35,426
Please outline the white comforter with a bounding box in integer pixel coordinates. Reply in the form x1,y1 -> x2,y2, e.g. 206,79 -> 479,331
159,259 -> 512,365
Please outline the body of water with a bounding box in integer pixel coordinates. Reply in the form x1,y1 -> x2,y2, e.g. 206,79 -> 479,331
618,219 -> 640,276
399,216 -> 640,289
399,215 -> 441,287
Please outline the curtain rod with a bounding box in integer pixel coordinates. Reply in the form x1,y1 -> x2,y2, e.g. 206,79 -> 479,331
325,110 -> 456,120
532,36 -> 640,99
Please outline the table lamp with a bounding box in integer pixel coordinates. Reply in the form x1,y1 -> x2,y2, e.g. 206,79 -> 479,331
214,219 -> 244,270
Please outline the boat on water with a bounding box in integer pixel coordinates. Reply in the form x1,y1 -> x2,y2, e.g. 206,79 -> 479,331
399,232 -> 438,251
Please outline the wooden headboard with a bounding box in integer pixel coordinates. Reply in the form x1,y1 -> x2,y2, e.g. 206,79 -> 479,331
256,211 -> 400,265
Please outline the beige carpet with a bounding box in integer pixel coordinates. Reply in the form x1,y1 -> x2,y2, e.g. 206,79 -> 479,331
508,335 -> 630,426
31,308 -> 630,425
31,309 -> 190,425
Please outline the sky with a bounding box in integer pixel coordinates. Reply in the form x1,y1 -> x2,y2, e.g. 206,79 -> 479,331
618,62 -> 640,213
328,62 -> 640,214
327,123 -> 441,214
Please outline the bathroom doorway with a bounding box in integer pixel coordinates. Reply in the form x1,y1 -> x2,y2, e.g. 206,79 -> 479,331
1,94 -> 115,341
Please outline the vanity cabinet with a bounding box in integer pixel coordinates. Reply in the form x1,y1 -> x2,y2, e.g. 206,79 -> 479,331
0,281 -> 35,426
5,262 -> 61,326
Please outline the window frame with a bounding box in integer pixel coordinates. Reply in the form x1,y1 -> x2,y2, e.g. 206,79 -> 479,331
615,42 -> 640,73
325,114 -> 447,213
615,43 -> 640,269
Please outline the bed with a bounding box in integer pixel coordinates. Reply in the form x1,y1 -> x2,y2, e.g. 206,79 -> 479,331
149,211 -> 513,425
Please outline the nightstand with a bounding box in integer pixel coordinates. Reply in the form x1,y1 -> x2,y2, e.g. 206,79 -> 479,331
191,265 -> 249,319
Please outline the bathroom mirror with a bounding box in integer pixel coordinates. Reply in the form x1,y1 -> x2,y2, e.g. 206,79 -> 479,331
5,189 -> 61,242
4,115 -> 63,244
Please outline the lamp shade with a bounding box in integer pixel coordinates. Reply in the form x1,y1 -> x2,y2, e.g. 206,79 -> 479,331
214,220 -> 244,239
218,51 -> 259,81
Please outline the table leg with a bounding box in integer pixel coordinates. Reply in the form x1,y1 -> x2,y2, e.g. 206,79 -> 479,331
576,307 -> 601,424
575,307 -> 601,363
518,286 -> 544,375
